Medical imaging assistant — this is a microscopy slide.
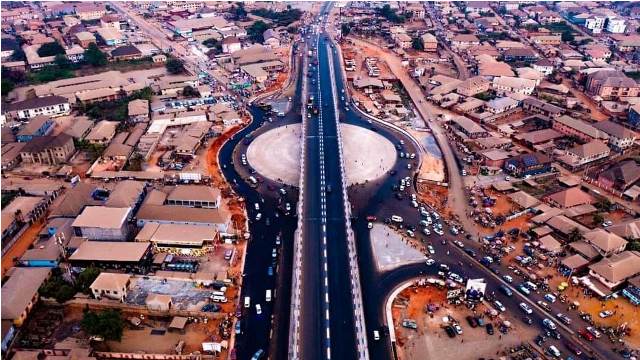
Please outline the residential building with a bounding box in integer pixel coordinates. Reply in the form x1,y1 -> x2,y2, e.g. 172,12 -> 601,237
546,187 -> 594,209
585,16 -> 606,34
221,36 -> 241,53
5,96 -> 70,120
90,273 -> 131,301
492,76 -> 537,96
503,48 -> 538,62
100,14 -> 121,30
74,3 -> 107,20
68,241 -> 153,273
85,120 -> 117,144
1,268 -> 51,327
449,116 -> 488,139
504,152 -> 552,177
531,35 -> 562,46
629,104 -> 640,128
263,29 -> 280,48
562,140 -> 611,168
128,99 -> 149,122
593,121 -> 637,151
522,98 -> 564,118
589,251 -> 640,290
606,18 -> 626,34
533,59 -> 554,75
16,115 -> 54,142
456,76 -> 491,97
96,27 -> 124,46
421,33 -> 438,52
72,206 -> 132,241
552,115 -> 610,143
2,143 -> 25,170
584,229 -> 628,257
486,97 -> 519,114
19,134 -> 75,165
596,161 -> 640,193
451,34 -> 480,49
586,70 -> 640,100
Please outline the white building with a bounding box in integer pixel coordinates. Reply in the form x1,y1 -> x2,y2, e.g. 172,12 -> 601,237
585,16 -> 606,34
606,18 -> 626,34
6,96 -> 71,120
492,76 -> 537,96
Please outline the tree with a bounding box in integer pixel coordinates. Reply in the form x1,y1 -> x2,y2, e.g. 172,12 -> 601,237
55,54 -> 71,69
412,37 -> 424,51
203,38 -> 222,54
231,2 -> 247,20
11,47 -> 26,62
341,23 -> 351,36
37,41 -> 65,57
81,310 -> 124,341
247,20 -> 270,43
592,213 -> 604,226
628,240 -> 640,251
568,228 -> 583,243
182,85 -> 199,97
76,267 -> 101,293
166,58 -> 185,74
1,78 -> 15,96
378,4 -> 405,23
595,198 -> 613,212
561,31 -> 574,42
84,43 -> 107,67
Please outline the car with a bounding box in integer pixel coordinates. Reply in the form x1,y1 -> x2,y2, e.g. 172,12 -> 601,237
522,316 -> 533,325
466,316 -> 478,328
391,215 -> 403,223
453,240 -> 464,248
602,220 -> 613,227
407,230 -> 415,237
251,349 -> 265,360
444,325 -> 456,338
586,326 -> 602,338
452,323 -> 463,335
563,341 -> 582,356
493,300 -> 506,312
373,330 -> 380,341
425,258 -> 435,266
486,323 -> 494,335
502,275 -> 513,283
255,213 -> 262,221
267,266 -> 274,276
518,284 -> 531,296
434,228 -> 444,236
427,245 -> 435,254
255,304 -> 262,315
448,272 -> 463,283
578,328 -> 594,341
544,293 -> 557,303
535,335 -> 546,346
599,310 -> 613,318
272,248 -> 277,258
439,264 -> 450,272
285,203 -> 291,212
542,318 -> 557,330
464,248 -> 476,257
547,345 -> 561,358
537,300 -> 551,311
422,228 -> 431,235
401,319 -> 418,329
368,222 -> 373,229
556,313 -> 572,325
499,285 -> 513,297
519,302 -> 533,314
235,321 -> 242,334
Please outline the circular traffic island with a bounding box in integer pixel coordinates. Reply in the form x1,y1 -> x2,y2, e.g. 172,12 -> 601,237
246,123 -> 396,187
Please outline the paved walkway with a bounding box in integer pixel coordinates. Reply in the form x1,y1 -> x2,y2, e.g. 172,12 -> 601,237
370,224 -> 425,272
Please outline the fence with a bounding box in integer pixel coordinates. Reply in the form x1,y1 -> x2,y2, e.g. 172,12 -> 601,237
63,298 -> 224,320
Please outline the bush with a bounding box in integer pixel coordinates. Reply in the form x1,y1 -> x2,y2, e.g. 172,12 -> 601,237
165,58 -> 185,74
37,41 -> 65,57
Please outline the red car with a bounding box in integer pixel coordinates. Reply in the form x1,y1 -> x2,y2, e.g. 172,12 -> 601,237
578,328 -> 594,341
366,215 -> 377,221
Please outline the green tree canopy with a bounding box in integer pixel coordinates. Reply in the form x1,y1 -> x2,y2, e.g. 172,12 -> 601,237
247,20 -> 270,43
84,43 -> 107,67
341,23 -> 351,36
378,4 -> 406,23
182,85 -> 199,97
11,47 -> 26,61
55,54 -> 71,69
165,58 -> 185,74
412,36 -> 424,51
38,41 -> 65,57
76,267 -> 101,293
81,310 -> 124,341
203,38 -> 222,54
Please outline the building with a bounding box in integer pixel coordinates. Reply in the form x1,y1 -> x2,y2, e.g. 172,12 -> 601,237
16,115 -> 54,142
596,161 -> 640,193
100,14 -> 121,30
503,48 -> 538,62
533,59 -> 554,75
589,251 -> 640,290
221,36 -> 241,54
96,27 -> 124,46
486,97 -> 519,114
146,294 -> 173,311
1,268 -> 51,327
546,187 -> 594,209
584,16 -> 606,34
504,152 -> 552,178
110,45 -> 143,61
451,34 -> 480,49
105,180 -> 146,210
456,76 -> 491,97
586,70 -> 640,100
629,104 -> 640,128
606,18 -> 626,34
492,76 -> 537,96
136,204 -> 230,233
75,31 -> 96,48
562,140 -> 611,168
449,116 -> 488,139
263,29 -> 281,48
85,120 -> 117,144
169,16 -> 230,37
583,229 -> 628,257
74,3 -> 107,20
19,134 -> 75,165
5,96 -> 71,120
552,115 -> 610,143
522,98 -> 564,118
68,241 -> 153,273
135,223 -> 218,254
72,206 -> 132,241
592,121 -> 637,152
90,273 -> 131,302
128,99 -> 149,122
421,33 -> 438,52
531,35 -> 562,46
166,185 -> 221,208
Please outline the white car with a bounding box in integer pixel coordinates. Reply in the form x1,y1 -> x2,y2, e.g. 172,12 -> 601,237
255,304 -> 262,315
422,228 -> 431,236
425,258 -> 435,266
368,222 -> 373,229
493,300 -> 506,312
434,229 -> 444,236
454,240 -> 464,248
406,230 -> 415,237
599,310 -> 613,318
427,245 -> 435,254
255,213 -> 262,221
519,302 -> 533,314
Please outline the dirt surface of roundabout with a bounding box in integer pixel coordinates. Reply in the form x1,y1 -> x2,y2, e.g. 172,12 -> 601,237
246,123 -> 397,186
